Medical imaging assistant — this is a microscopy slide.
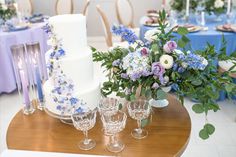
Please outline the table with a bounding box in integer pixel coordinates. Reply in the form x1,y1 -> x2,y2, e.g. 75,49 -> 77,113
0,23 -> 48,94
140,23 -> 236,55
7,94 -> 191,157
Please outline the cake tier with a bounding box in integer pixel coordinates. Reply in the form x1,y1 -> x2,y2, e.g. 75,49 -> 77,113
46,48 -> 94,90
49,14 -> 88,55
59,49 -> 94,90
44,79 -> 101,117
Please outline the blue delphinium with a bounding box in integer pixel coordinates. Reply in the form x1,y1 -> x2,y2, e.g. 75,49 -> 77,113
177,52 -> 208,70
112,25 -> 138,44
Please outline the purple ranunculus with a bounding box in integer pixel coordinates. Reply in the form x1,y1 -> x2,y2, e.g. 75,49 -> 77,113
152,62 -> 165,77
152,83 -> 159,89
163,41 -> 177,53
141,48 -> 149,56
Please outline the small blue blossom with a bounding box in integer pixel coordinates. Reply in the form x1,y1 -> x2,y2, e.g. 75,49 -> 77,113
75,107 -> 84,113
172,83 -> 179,91
70,97 -> 78,105
173,63 -> 179,71
56,105 -> 62,111
112,25 -> 138,44
178,67 -> 185,73
112,59 -> 121,67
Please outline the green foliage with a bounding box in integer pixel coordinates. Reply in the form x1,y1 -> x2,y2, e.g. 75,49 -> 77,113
199,123 -> 215,140
0,3 -> 16,21
170,0 -> 198,13
205,0 -> 226,15
92,10 -> 236,140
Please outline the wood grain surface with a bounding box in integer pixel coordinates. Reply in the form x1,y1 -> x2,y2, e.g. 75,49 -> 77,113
7,94 -> 191,157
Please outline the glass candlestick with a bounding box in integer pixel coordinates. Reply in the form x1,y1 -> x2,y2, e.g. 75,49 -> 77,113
26,42 -> 45,111
11,44 -> 35,115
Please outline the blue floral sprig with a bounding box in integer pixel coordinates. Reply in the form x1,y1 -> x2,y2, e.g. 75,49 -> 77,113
112,25 -> 138,44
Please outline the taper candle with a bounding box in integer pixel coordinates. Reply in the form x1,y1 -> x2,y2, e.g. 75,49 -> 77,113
227,0 -> 231,15
19,69 -> 31,108
186,0 -> 190,17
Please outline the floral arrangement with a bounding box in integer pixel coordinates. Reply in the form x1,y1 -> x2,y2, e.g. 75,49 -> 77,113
93,10 -> 236,139
170,0 -> 198,13
0,2 -> 16,22
204,0 -> 226,15
43,24 -> 89,115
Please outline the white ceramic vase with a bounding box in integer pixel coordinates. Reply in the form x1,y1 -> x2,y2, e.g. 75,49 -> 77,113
149,86 -> 171,108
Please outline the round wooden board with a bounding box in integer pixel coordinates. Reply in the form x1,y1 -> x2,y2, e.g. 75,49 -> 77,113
7,94 -> 191,157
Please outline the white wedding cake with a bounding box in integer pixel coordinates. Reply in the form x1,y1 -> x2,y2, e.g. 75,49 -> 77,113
43,14 -> 100,116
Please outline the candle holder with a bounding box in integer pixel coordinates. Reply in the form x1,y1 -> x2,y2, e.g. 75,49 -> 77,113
11,44 -> 35,115
26,42 -> 45,111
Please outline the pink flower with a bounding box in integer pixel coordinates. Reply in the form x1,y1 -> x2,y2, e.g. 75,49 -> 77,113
163,41 -> 177,53
141,48 -> 149,56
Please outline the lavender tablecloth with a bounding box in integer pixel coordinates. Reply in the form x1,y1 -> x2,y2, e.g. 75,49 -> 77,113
0,23 -> 48,94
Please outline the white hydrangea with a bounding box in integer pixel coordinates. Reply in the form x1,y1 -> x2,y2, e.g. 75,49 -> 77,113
159,54 -> 174,69
122,51 -> 150,77
201,58 -> 208,70
214,0 -> 224,8
144,29 -> 161,42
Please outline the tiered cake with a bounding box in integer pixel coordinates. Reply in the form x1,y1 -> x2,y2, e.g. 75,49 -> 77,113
43,14 -> 100,116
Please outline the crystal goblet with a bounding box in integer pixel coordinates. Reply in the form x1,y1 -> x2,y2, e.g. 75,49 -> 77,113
101,111 -> 127,153
71,109 -> 97,150
127,100 -> 151,139
99,97 -> 120,116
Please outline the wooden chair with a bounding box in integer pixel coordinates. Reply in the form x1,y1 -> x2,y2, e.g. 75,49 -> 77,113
96,5 -> 113,47
115,0 -> 134,28
55,0 -> 74,15
82,0 -> 90,16
96,5 -> 129,48
115,0 -> 139,37
16,0 -> 33,16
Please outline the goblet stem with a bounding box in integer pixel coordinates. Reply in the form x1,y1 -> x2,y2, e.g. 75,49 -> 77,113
110,135 -> 118,146
83,130 -> 90,145
137,119 -> 142,134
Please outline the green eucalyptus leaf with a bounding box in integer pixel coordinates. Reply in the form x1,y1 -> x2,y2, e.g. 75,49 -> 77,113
225,84 -> 234,93
204,123 -> 215,135
191,79 -> 202,86
177,39 -> 188,48
145,89 -> 152,99
177,27 -> 189,35
199,128 -> 209,140
192,104 -> 204,114
156,89 -> 167,100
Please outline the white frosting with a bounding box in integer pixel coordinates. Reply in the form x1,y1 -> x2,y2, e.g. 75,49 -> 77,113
59,48 -> 94,90
44,14 -> 101,116
44,80 -> 100,116
49,14 -> 88,55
